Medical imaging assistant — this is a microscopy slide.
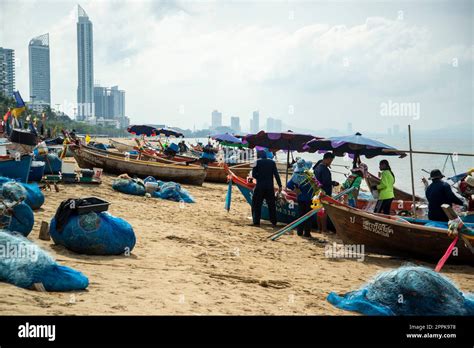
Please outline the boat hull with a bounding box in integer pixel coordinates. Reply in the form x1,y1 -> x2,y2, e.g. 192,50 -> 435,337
71,146 -> 207,186
322,199 -> 474,264
109,139 -> 135,153
0,155 -> 32,182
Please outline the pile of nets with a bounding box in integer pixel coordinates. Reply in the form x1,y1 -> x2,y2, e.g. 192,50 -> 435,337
49,211 -> 136,255
0,230 -> 89,291
112,178 -> 146,196
35,153 -> 62,174
0,177 -> 45,210
327,265 -> 474,316
112,177 -> 195,203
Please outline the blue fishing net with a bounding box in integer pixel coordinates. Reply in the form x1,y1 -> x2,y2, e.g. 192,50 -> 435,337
36,153 -> 62,174
152,181 -> 195,203
0,177 -> 45,210
49,211 -> 136,255
112,178 -> 146,196
0,230 -> 89,291
327,265 -> 474,316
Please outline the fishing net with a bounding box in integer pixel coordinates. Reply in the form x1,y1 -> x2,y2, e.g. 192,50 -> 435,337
0,230 -> 89,291
112,178 -> 146,196
152,181 -> 195,203
49,211 -> 136,255
0,177 -> 45,210
327,265 -> 474,316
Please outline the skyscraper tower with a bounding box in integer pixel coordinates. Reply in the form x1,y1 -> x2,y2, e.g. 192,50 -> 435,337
0,47 -> 15,97
77,5 -> 94,121
29,33 -> 51,106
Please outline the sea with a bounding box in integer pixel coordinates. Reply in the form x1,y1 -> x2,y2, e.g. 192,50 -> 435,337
184,135 -> 473,197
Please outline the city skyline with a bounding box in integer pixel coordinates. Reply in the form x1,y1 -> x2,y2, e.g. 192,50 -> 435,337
0,0 -> 472,134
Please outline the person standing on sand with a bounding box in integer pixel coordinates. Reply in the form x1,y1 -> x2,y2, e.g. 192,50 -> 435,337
251,150 -> 282,226
313,152 -> 338,232
371,159 -> 395,215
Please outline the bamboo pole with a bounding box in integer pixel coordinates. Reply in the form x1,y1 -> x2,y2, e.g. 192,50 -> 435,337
383,149 -> 474,157
408,125 -> 417,217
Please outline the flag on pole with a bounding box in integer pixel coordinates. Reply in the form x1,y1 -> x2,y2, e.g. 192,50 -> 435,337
11,91 -> 26,118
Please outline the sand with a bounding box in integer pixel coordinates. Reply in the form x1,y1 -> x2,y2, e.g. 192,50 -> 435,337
0,159 -> 473,315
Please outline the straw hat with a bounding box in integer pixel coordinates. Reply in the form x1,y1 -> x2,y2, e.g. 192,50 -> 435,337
465,174 -> 474,187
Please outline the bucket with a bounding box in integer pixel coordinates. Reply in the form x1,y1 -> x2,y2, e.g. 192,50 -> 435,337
145,182 -> 159,194
29,161 -> 46,182
93,167 -> 103,179
61,161 -> 76,174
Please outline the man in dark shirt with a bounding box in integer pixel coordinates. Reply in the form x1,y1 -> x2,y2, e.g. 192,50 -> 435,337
313,152 -> 338,233
313,152 -> 338,196
424,169 -> 464,222
251,150 -> 282,226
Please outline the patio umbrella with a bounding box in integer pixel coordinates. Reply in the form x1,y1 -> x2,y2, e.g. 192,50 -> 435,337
303,132 -> 406,167
244,130 -> 320,184
156,128 -> 184,138
127,125 -> 157,137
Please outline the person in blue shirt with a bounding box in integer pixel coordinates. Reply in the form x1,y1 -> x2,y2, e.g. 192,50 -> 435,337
251,150 -> 282,226
287,159 -> 315,237
424,169 -> 464,222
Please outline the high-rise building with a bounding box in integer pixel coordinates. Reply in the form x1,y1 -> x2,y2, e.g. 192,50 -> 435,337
266,117 -> 282,132
94,85 -> 126,128
211,110 -> 222,129
250,110 -> 259,133
230,116 -> 240,133
29,33 -> 51,108
393,124 -> 400,136
77,5 -> 94,121
347,122 -> 353,134
0,47 -> 15,97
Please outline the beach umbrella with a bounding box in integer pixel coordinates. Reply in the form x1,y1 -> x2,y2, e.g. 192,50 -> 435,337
212,132 -> 243,144
156,128 -> 184,138
303,132 -> 406,166
244,131 -> 320,184
127,125 -> 157,137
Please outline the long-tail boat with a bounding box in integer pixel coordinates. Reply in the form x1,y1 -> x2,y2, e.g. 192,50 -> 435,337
320,195 -> 474,264
70,144 -> 207,186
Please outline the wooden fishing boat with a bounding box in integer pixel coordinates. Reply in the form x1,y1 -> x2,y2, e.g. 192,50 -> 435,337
109,139 -> 135,153
0,154 -> 32,182
321,196 -> 474,264
365,172 -> 424,201
70,145 -> 207,185
226,168 -> 420,224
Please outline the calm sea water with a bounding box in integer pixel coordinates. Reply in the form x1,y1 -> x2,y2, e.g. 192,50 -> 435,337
184,135 -> 473,196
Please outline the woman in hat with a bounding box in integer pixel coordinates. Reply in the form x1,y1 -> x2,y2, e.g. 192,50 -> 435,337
341,164 -> 367,207
424,169 -> 464,222
459,174 -> 474,212
287,159 -> 315,237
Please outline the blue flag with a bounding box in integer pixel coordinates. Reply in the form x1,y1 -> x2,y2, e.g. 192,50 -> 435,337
13,91 -> 25,108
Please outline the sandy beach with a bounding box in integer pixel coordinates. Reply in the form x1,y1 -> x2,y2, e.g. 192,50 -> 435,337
0,157 -> 473,316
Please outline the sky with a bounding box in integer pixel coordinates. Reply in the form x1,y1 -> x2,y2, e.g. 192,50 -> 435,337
0,0 -> 472,134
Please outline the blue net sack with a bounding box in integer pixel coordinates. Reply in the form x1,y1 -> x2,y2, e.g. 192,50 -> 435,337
0,177 -> 45,210
49,211 -> 136,255
152,181 -> 195,203
112,178 -> 146,196
36,153 -> 62,174
1,202 -> 35,237
0,230 -> 89,291
327,265 -> 474,316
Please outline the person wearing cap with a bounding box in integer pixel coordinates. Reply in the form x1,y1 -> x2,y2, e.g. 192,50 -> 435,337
341,164 -> 366,207
458,174 -> 474,212
287,159 -> 315,237
313,152 -> 338,233
424,169 -> 464,222
251,150 -> 282,226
